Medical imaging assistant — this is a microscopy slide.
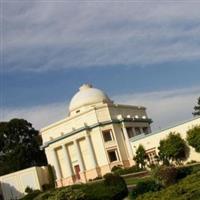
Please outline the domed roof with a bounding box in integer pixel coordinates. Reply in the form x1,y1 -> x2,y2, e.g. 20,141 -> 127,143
69,84 -> 112,112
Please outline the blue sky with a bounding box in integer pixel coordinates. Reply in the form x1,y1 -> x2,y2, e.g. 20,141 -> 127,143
1,1 -> 200,131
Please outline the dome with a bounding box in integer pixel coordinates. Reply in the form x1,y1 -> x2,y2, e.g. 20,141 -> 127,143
69,84 -> 112,112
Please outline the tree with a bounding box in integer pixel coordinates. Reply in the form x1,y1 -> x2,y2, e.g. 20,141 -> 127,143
0,118 -> 47,175
133,145 -> 149,169
186,126 -> 200,153
158,133 -> 188,165
193,97 -> 200,116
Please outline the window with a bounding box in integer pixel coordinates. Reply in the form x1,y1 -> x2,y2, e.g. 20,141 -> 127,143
147,150 -> 157,164
135,127 -> 141,135
108,150 -> 118,162
126,127 -> 134,138
102,130 -> 113,142
142,127 -> 149,134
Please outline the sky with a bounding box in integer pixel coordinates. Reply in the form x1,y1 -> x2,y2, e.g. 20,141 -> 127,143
1,1 -> 200,131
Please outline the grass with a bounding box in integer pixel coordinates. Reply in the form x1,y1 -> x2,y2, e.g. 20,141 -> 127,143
124,176 -> 151,185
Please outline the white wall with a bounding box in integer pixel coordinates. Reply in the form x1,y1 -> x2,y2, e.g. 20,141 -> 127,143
131,117 -> 200,163
0,166 -> 49,200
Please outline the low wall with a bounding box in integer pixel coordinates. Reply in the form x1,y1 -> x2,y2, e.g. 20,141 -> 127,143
0,166 -> 49,200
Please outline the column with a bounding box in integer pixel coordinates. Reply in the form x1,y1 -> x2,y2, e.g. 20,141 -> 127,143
51,148 -> 62,180
74,140 -> 85,172
85,132 -> 97,169
62,144 -> 73,177
121,122 -> 134,159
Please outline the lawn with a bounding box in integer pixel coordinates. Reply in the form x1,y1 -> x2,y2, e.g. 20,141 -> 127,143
124,176 -> 151,185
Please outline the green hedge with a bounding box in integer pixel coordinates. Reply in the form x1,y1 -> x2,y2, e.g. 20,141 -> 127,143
112,165 -> 144,175
136,171 -> 200,200
20,173 -> 128,200
20,190 -> 41,200
176,163 -> 200,180
131,179 -> 162,199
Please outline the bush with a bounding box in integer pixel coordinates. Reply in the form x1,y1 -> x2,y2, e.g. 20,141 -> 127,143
20,190 -> 41,200
88,176 -> 102,182
176,163 -> 200,180
187,126 -> 200,153
131,179 -> 162,199
111,165 -> 123,172
133,145 -> 149,169
42,184 -> 54,191
25,186 -> 33,194
152,165 -> 178,187
47,164 -> 55,189
113,165 -> 144,175
48,187 -> 85,200
186,160 -> 197,164
21,174 -> 128,200
158,133 -> 189,165
136,171 -> 200,200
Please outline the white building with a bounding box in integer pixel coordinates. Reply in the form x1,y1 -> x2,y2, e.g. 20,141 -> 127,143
40,84 -> 200,187
130,117 -> 200,164
40,84 -> 152,187
0,166 -> 49,200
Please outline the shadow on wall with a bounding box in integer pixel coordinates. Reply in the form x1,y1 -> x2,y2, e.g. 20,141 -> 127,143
1,182 -> 23,200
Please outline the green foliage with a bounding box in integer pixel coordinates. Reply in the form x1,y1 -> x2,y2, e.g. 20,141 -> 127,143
21,174 -> 128,200
112,165 -> 144,175
20,190 -> 41,200
136,171 -> 200,200
0,119 -> 47,175
158,132 -> 188,165
111,165 -> 123,172
45,165 -> 55,189
133,145 -> 149,169
193,97 -> 200,116
48,187 -> 85,200
25,186 -> 33,194
88,176 -> 102,182
152,165 -> 178,187
131,179 -> 162,199
176,166 -> 192,180
186,126 -> 200,153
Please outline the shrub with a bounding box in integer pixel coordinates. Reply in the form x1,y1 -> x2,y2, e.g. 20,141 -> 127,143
186,160 -> 197,164
47,164 -> 55,189
88,176 -> 103,182
176,163 -> 200,181
131,179 -> 162,199
113,165 -> 143,175
133,145 -> 149,169
20,190 -> 41,200
25,186 -> 33,194
152,165 -> 178,187
187,126 -> 200,153
137,171 -> 200,200
42,184 -> 54,191
111,165 -> 123,172
158,133 -> 189,165
22,174 -> 128,200
48,187 -> 85,200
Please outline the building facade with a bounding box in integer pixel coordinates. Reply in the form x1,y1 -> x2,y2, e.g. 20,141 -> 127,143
130,117 -> 200,164
40,84 -> 152,187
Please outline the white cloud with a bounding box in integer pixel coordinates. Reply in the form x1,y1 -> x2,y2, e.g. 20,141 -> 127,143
114,86 -> 200,131
0,102 -> 67,129
2,1 -> 200,72
0,86 -> 199,131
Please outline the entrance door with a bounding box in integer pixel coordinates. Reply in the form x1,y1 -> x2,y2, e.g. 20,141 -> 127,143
74,165 -> 81,180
